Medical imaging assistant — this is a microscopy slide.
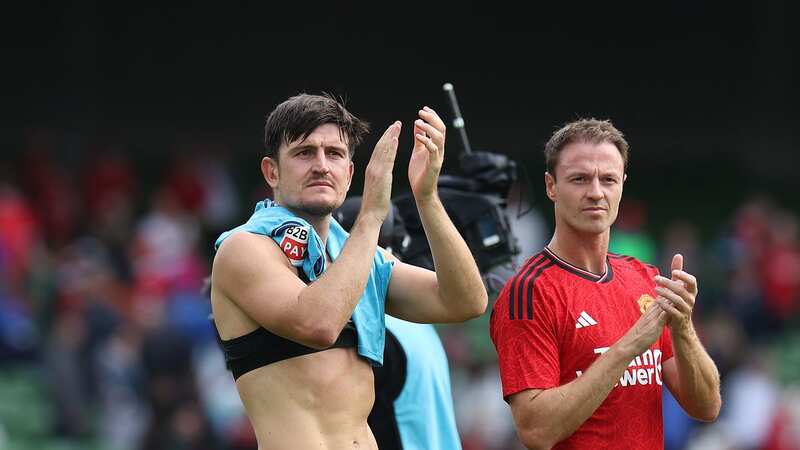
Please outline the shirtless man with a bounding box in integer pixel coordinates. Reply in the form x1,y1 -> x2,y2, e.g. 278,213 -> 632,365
210,94 -> 487,449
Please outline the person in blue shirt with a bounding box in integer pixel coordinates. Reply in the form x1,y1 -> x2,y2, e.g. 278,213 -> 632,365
336,196 -> 462,450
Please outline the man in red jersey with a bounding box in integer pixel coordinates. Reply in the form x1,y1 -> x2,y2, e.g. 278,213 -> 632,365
489,119 -> 721,450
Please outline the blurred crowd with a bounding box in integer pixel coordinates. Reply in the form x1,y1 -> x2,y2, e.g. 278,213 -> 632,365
1,130 -> 799,450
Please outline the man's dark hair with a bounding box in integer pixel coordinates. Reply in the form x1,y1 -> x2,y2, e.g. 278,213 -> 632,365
544,118 -> 629,179
263,93 -> 370,159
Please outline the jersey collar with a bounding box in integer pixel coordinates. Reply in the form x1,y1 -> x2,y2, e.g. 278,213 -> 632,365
543,247 -> 613,284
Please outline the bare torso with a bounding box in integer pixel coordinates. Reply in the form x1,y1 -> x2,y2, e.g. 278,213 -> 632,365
212,289 -> 378,450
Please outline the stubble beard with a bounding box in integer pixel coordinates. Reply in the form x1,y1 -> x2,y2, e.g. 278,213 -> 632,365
298,201 -> 337,217
286,195 -> 343,218
276,182 -> 346,219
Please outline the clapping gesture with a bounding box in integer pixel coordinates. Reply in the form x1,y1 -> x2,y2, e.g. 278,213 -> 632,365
408,106 -> 446,201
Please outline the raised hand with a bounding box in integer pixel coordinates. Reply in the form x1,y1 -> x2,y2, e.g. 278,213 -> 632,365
408,107 -> 445,201
360,121 -> 402,224
618,300 -> 669,357
654,254 -> 698,335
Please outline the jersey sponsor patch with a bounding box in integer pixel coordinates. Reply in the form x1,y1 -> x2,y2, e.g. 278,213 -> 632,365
280,225 -> 309,267
576,347 -> 664,387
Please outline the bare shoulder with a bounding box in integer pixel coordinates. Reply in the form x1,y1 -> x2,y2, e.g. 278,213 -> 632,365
215,230 -> 278,259
213,232 -> 285,282
211,230 -> 311,340
211,232 -> 278,331
211,231 -> 297,310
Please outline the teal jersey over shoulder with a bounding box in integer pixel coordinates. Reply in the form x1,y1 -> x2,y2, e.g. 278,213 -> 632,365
215,199 -> 393,365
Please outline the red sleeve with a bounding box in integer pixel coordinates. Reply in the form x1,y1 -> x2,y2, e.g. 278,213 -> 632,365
490,283 -> 561,400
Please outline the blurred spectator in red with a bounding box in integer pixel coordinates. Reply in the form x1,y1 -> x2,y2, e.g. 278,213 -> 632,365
82,147 -> 137,280
760,209 -> 800,329
721,197 -> 800,341
0,181 -> 40,290
19,129 -> 82,247
165,151 -> 207,216
0,178 -> 41,362
130,187 -> 205,296
82,147 -> 136,220
761,402 -> 800,450
733,197 -> 773,263
163,142 -> 239,230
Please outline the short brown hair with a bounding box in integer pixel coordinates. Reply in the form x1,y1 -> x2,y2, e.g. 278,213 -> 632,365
544,118 -> 629,178
264,93 -> 370,159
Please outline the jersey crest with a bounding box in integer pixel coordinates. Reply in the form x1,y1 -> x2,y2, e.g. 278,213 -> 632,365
637,294 -> 656,314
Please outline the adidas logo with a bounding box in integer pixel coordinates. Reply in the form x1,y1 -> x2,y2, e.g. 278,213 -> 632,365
575,311 -> 598,328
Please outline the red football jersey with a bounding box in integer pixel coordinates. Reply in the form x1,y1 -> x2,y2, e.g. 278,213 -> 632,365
490,248 -> 674,450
